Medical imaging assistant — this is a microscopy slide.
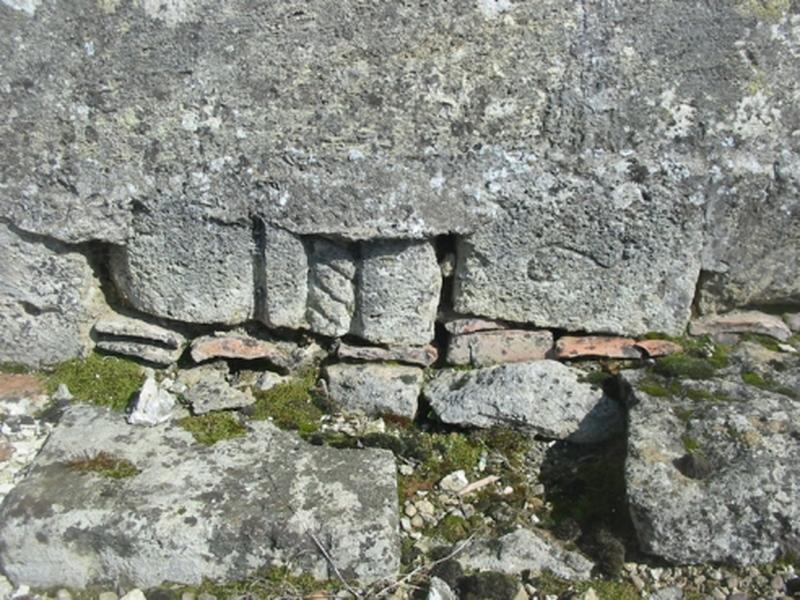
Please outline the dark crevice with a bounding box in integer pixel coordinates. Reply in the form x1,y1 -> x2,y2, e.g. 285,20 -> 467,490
251,216 -> 268,323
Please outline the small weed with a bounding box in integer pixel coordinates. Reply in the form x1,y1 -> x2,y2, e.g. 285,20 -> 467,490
66,451 -> 140,479
47,353 -> 143,411
248,369 -> 323,435
178,413 -> 248,445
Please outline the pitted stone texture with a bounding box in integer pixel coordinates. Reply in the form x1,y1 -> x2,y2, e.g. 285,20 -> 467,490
453,168 -> 705,337
109,204 -> 255,325
352,240 -> 441,346
325,363 -> 423,419
446,330 -> 553,367
689,310 -> 792,342
625,372 -> 800,565
306,239 -> 357,338
458,528 -> 594,580
0,405 -> 400,588
424,361 -> 623,444
181,368 -> 255,415
0,224 -> 99,367
260,222 -> 308,330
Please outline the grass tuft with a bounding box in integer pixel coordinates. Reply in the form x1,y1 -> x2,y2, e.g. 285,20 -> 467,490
248,369 -> 323,435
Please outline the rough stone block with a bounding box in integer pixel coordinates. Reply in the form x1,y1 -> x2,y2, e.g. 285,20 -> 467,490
260,222 -> 308,329
446,330 -> 553,367
0,405 -> 400,588
0,224 -> 98,367
306,239 -> 357,337
689,310 -> 792,342
325,363 -> 423,419
352,240 -> 441,346
336,341 -> 438,368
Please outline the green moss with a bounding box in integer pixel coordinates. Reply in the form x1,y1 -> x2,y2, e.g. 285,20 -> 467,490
673,406 -> 695,423
682,434 -> 700,454
248,369 -> 323,434
66,451 -> 140,479
638,377 -> 681,398
178,413 -> 248,445
741,333 -> 783,352
399,430 -> 483,500
47,352 -> 144,411
428,514 -> 482,543
535,574 -> 641,600
653,354 -> 717,380
741,370 -> 799,400
0,362 -> 32,374
579,370 -> 614,387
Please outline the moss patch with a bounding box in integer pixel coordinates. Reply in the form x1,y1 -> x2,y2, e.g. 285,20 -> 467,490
741,370 -> 799,400
0,362 -> 32,374
163,566 -> 342,599
535,573 -> 640,600
653,354 -> 717,380
737,0 -> 790,22
47,352 -> 143,411
682,434 -> 701,454
178,413 -> 248,445
248,369 -> 323,435
428,513 -> 484,543
66,451 -> 140,479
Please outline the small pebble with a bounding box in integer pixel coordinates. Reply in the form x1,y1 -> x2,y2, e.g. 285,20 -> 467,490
398,464 -> 414,476
120,590 -> 147,600
55,590 -> 73,600
416,499 -> 435,516
411,515 -> 424,529
98,592 -> 119,600
404,503 -> 417,518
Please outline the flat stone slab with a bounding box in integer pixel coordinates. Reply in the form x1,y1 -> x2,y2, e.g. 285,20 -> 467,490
335,341 -> 438,368
0,405 -> 400,588
458,528 -> 593,581
554,336 -> 641,360
190,334 -> 324,372
446,330 -> 553,367
93,316 -> 186,349
689,311 -> 792,342
625,372 -> 800,565
423,361 -> 623,444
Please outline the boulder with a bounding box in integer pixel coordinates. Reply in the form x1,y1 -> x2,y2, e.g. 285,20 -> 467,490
324,363 -> 423,419
352,240 -> 441,346
689,310 -> 793,342
446,330 -> 554,367
424,361 -> 623,444
625,372 -> 800,565
109,204 -> 255,325
0,405 -> 400,588
336,341 -> 438,367
457,528 -> 594,581
0,224 -> 99,367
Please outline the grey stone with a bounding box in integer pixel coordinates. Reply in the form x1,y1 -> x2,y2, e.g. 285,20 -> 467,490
443,317 -> 508,336
452,159 -> 705,336
352,240 -> 441,346
0,224 -> 99,367
93,315 -> 186,349
428,576 -> 458,600
119,591 -> 146,600
305,238 -> 357,338
446,330 -> 553,367
689,310 -> 793,342
53,384 -> 73,402
96,341 -> 183,367
785,313 -> 800,333
700,150 -> 800,313
457,528 -> 594,581
259,222 -> 308,330
336,341 -> 438,367
109,204 -> 255,325
190,333 -> 324,373
181,368 -> 255,415
0,404 -> 400,588
424,361 -> 624,443
325,363 -> 423,419
625,371 -> 800,565
128,376 -> 175,426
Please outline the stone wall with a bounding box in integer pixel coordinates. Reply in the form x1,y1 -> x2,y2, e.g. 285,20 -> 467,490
1,0 -> 799,366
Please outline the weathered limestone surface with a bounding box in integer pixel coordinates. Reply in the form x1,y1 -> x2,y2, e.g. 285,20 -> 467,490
1,0 -> 799,351
424,361 -> 623,444
259,223 -> 308,330
0,224 -> 99,366
0,405 -> 400,588
306,239 -> 357,338
352,240 -> 441,346
446,330 -> 553,367
109,204 -> 255,325
689,311 -> 792,342
625,372 -> 800,565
